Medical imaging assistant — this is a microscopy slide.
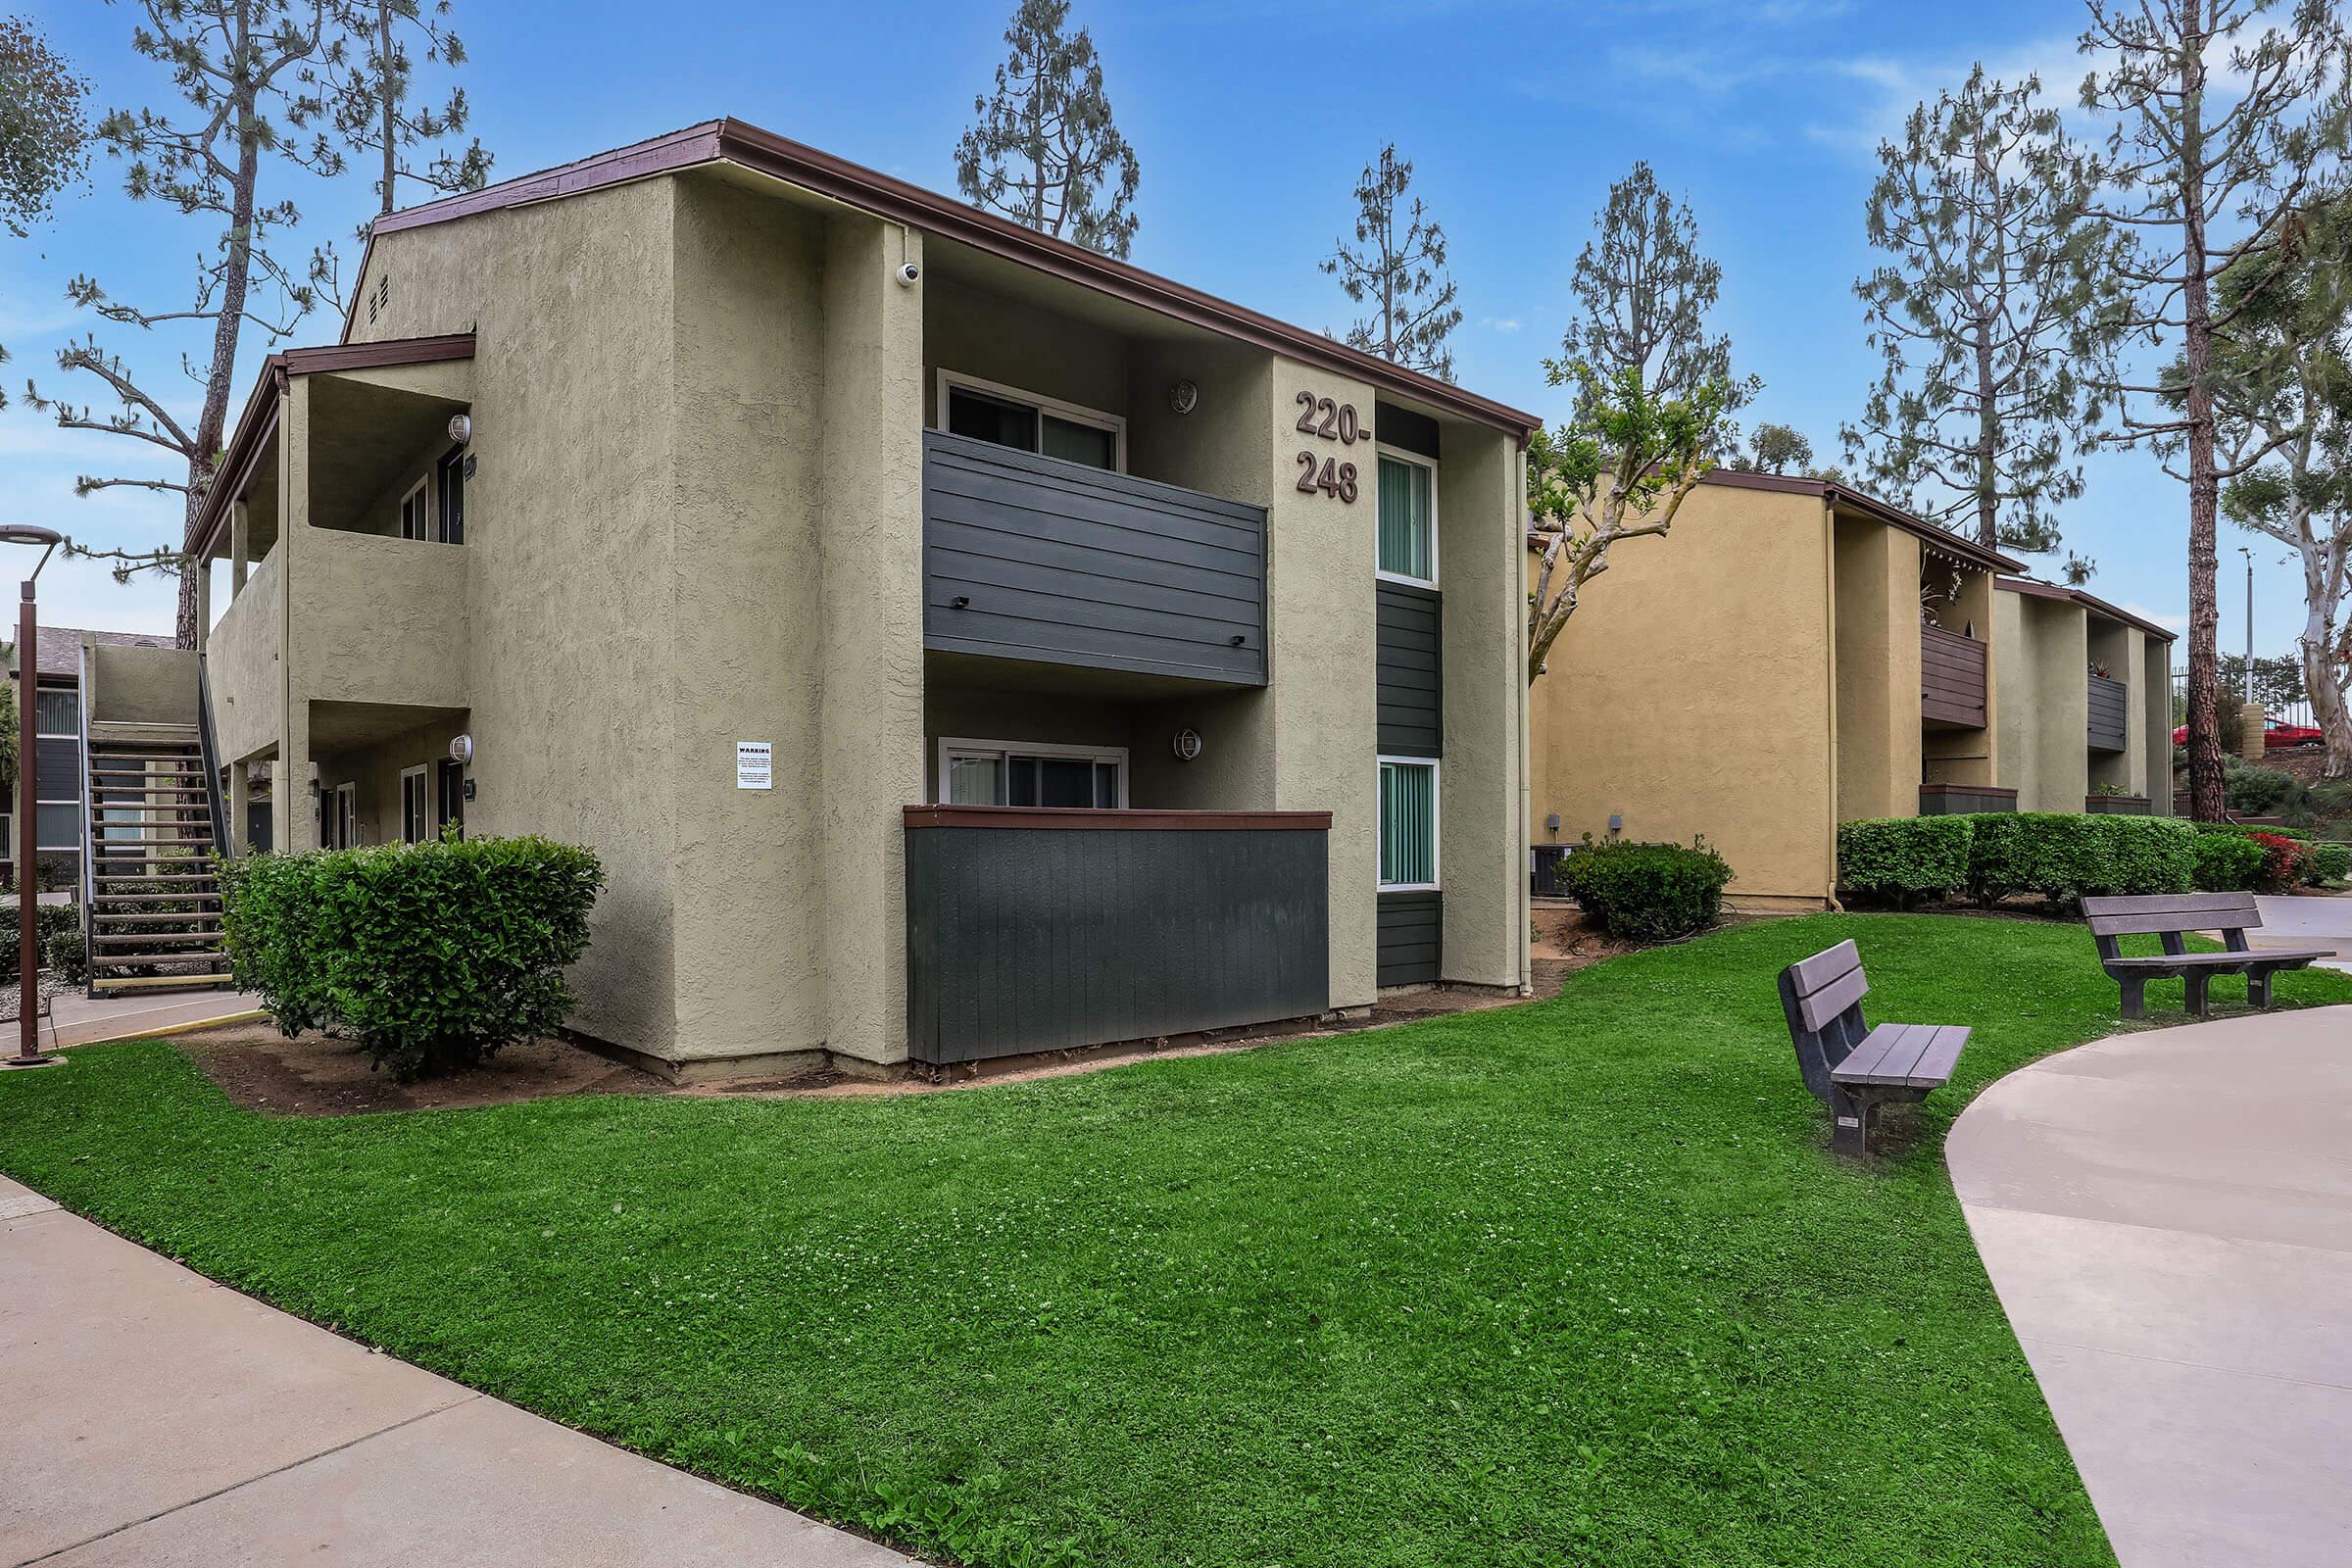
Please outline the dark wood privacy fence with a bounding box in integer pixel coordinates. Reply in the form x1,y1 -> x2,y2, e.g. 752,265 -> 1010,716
922,430 -> 1268,685
1920,623 -> 1988,727
2086,673 -> 2131,752
904,806 -> 1329,1066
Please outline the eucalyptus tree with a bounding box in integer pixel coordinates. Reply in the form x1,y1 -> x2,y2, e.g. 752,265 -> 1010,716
24,0 -> 341,647
1843,65 -> 2126,564
2207,198 -> 2352,774
0,14 -> 88,239
1322,143 -> 1462,383
1731,421 -> 1814,474
954,0 -> 1141,258
2080,0 -> 2352,820
1527,163 -> 1756,685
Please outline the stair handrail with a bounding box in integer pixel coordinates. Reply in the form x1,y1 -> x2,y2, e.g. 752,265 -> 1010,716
75,639 -> 95,998
194,650 -> 230,874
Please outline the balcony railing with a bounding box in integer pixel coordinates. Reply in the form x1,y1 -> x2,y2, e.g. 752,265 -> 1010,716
2087,673 -> 2130,753
922,430 -> 1268,686
1921,622 -> 1987,728
903,806 -> 1328,1065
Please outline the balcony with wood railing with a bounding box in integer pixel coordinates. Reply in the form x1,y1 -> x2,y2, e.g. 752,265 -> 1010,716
1921,622 -> 1988,729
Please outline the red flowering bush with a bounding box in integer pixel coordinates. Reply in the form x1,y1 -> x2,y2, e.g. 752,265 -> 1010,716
2245,832 -> 2311,894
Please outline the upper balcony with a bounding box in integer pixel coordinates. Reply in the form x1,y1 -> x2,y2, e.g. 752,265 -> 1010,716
1921,621 -> 1988,729
922,430 -> 1266,686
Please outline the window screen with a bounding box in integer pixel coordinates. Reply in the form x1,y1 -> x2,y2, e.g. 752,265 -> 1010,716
1378,760 -> 1437,887
33,687 -> 77,736
1377,455 -> 1435,582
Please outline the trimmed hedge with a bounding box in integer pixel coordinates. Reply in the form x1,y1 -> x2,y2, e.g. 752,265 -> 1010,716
2310,841 -> 2352,886
2192,831 -> 2267,892
1557,837 -> 1732,943
1837,816 -> 1973,905
220,834 -> 606,1080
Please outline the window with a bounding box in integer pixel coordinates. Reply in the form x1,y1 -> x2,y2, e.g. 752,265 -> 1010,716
939,372 -> 1124,472
332,782 -> 357,850
435,446 -> 466,544
399,476 -> 430,542
400,765 -> 428,844
33,686 -> 77,737
35,802 -> 80,853
1376,451 -> 1437,586
1378,758 -> 1439,890
936,738 -> 1128,808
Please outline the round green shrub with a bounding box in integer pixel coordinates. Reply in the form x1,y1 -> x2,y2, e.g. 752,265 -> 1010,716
220,835 -> 606,1081
2308,841 -> 2352,886
1556,837 -> 1732,943
2191,831 -> 2267,892
1837,815 -> 1972,906
2084,815 -> 2196,898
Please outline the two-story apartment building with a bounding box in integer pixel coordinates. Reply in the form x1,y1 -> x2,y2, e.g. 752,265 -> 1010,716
191,121 -> 1537,1080
1529,470 -> 2022,907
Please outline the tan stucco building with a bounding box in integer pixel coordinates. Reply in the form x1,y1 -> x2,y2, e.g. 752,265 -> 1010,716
1528,471 -> 2022,908
1992,578 -> 2176,814
191,121 -> 1537,1078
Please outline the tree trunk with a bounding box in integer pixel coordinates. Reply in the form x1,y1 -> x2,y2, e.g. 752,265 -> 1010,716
2179,35 -> 2226,823
1974,312 -> 1999,552
2303,536 -> 2352,777
179,31 -> 264,652
377,1 -> 397,213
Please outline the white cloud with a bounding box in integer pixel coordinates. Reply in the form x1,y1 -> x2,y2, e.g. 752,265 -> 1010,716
1481,316 -> 1522,333
2121,601 -> 2189,633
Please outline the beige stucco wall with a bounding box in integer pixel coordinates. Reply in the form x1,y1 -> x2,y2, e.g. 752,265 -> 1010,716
2142,635 -> 2175,813
1832,515 -> 1924,823
88,643 -> 200,727
1993,589 -> 2088,811
1436,419 -> 1526,989
208,544 -> 282,764
1530,483 -> 1837,906
332,174 -> 684,1054
285,532 -> 468,710
925,278 -> 1129,431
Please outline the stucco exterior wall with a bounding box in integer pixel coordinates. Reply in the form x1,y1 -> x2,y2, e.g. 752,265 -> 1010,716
89,643 -> 199,727
925,278 -> 1129,430
345,176 -> 684,1055
285,532 -> 468,710
2142,635 -> 2175,813
314,711 -> 468,846
1436,421 -> 1525,989
1993,589 -> 2088,812
1832,516 -> 1924,823
1529,483 -> 1837,906
208,544 -> 282,764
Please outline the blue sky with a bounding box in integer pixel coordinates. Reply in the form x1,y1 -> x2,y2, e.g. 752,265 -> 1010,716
0,0 -> 2297,654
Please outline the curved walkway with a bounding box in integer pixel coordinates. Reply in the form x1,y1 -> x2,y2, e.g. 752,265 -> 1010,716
1948,1004 -> 2352,1568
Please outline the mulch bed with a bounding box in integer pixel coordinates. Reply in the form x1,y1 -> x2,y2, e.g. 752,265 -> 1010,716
175,1023 -> 667,1116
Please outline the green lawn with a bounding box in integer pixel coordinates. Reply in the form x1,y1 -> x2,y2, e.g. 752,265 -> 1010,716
5,914 -> 2345,1567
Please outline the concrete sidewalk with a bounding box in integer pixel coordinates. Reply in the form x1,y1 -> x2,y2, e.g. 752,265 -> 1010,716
1947,1005 -> 2352,1568
0,1176 -> 909,1567
2253,892 -> 2352,973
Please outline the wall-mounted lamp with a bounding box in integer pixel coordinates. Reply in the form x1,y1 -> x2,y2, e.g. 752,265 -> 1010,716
448,413 -> 472,445
1169,379 -> 1200,416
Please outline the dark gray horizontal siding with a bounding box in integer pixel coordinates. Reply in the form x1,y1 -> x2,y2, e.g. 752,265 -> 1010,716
33,737 -> 78,800
2086,675 -> 2130,753
907,823 -> 1328,1064
1377,890 -> 1442,986
1377,580 -> 1443,758
923,430 -> 1267,685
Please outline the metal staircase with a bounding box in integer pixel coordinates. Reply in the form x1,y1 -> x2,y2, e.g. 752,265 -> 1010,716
75,645 -> 233,997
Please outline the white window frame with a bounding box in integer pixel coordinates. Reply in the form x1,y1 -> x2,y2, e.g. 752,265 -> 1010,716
399,764 -> 428,844
936,369 -> 1128,472
1376,754 -> 1442,892
934,736 -> 1132,808
398,475 -> 431,542
1373,445 -> 1440,590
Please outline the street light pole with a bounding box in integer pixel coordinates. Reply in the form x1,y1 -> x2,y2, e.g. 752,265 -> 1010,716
2240,546 -> 2255,704
3,525 -> 63,1069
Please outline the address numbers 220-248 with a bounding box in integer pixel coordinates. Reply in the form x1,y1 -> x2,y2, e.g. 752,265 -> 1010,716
1295,390 -> 1365,503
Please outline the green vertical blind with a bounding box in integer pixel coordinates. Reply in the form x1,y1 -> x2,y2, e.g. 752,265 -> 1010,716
1379,760 -> 1437,887
1377,455 -> 1434,582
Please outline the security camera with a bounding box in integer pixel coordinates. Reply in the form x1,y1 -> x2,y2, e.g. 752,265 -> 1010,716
895,261 -> 921,287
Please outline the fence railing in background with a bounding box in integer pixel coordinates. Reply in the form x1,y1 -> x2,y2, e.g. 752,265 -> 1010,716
2172,665 -> 2317,730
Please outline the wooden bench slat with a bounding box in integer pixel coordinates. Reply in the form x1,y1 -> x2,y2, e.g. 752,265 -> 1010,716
1828,1022 -> 1914,1081
2088,908 -> 2266,937
2083,893 -> 2259,917
1795,965 -> 1869,1033
2101,949 -> 2335,971
1834,1023 -> 1969,1089
1787,939 -> 1861,995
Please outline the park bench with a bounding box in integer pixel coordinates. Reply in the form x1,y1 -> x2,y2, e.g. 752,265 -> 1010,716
2082,893 -> 2333,1019
1776,940 -> 1970,1157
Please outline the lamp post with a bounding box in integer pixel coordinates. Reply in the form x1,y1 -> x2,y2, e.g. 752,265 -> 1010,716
3,524 -> 62,1068
2239,546 -> 2255,704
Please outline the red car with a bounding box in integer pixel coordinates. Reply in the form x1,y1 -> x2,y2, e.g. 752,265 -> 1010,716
2172,717 -> 2325,748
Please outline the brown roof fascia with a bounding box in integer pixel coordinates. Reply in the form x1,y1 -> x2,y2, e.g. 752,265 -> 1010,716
188,333 -> 476,556
1997,575 -> 2178,641
360,119 -> 1543,443
1701,468 -> 2024,573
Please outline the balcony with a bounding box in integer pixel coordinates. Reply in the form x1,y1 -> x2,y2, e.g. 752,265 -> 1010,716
1921,622 -> 1987,728
922,430 -> 1267,686
2087,673 -> 2130,753
903,806 -> 1328,1065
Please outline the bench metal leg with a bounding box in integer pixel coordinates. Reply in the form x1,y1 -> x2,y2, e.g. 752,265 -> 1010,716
2183,970 -> 2211,1017
1829,1085 -> 1879,1157
2117,976 -> 2146,1020
2248,969 -> 2275,1009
